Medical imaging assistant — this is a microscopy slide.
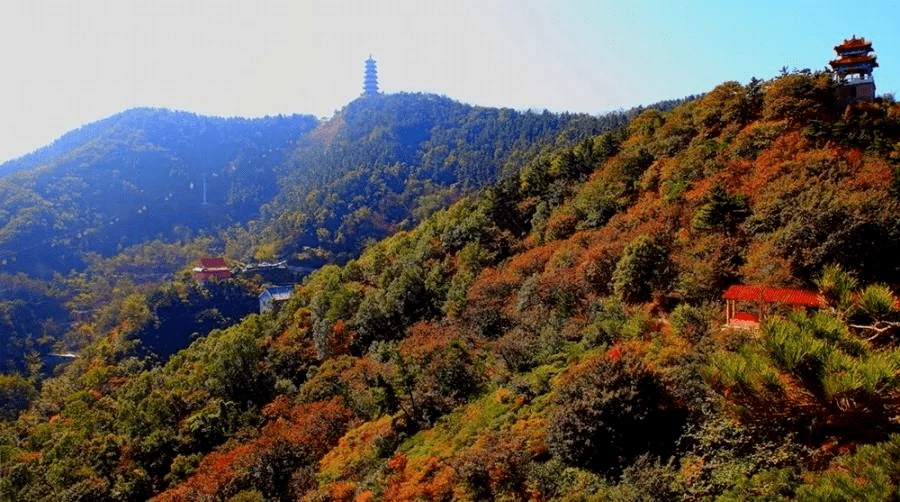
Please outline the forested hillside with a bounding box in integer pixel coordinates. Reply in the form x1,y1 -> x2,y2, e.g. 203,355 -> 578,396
0,108 -> 318,278
0,95 -> 627,375
262,93 -> 630,264
5,72 -> 900,500
0,109 -> 317,374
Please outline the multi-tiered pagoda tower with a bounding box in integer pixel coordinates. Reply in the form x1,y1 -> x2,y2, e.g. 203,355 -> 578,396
363,55 -> 379,96
830,36 -> 878,104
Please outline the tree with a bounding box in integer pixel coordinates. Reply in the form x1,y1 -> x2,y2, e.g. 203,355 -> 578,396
546,351 -> 686,475
612,235 -> 672,303
691,185 -> 750,235
815,264 -> 858,319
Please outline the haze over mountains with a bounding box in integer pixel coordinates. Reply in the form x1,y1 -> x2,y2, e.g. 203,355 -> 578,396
0,109 -> 318,277
0,94 -> 639,279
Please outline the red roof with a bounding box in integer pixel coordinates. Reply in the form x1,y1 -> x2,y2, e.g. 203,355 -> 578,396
723,285 -> 821,308
193,257 -> 231,281
199,257 -> 228,269
834,36 -> 873,52
830,54 -> 878,67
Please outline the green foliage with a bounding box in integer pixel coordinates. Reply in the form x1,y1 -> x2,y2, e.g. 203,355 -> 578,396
546,351 -> 686,476
693,81 -> 755,134
678,414 -> 805,500
794,433 -> 900,500
762,72 -> 838,125
628,109 -> 666,139
270,93 -> 620,263
612,235 -> 672,303
691,184 -> 750,234
0,273 -> 69,374
351,261 -> 430,348
582,298 -> 630,346
764,316 -> 833,379
806,100 -> 900,154
711,346 -> 782,393
129,275 -> 260,361
0,372 -> 37,420
197,321 -> 274,405
754,184 -> 900,284
609,145 -> 655,196
8,73 -> 900,501
858,284 -> 898,321
669,302 -> 717,342
495,328 -> 543,373
0,109 -> 317,279
387,328 -> 483,428
572,177 -> 625,231
816,264 -> 858,318
730,121 -> 787,159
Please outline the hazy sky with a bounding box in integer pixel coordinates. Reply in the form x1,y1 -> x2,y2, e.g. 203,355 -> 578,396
1,0 -> 898,163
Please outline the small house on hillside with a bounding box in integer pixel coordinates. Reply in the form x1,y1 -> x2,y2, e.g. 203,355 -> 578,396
723,285 -> 821,327
193,257 -> 231,282
260,285 -> 293,314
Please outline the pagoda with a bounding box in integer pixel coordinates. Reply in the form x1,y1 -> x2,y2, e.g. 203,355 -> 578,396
830,35 -> 878,104
362,55 -> 379,96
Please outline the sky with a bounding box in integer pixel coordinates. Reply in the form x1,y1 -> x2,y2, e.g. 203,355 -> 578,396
1,0 -> 898,164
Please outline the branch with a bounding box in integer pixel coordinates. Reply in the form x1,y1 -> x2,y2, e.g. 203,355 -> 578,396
849,320 -> 900,342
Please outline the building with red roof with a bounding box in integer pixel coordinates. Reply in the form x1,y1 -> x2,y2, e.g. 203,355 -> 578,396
723,285 -> 821,327
193,257 -> 232,282
830,35 -> 878,104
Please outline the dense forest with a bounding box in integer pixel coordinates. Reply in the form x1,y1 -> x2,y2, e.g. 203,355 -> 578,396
261,92 -> 635,264
0,96 -> 632,374
0,109 -> 317,373
0,109 -> 319,277
6,71 -> 900,500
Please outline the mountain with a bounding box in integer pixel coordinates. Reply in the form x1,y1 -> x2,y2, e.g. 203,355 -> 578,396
0,94 -> 627,374
264,92 -> 631,264
0,108 -> 319,278
0,95 -> 627,278
7,72 -> 900,500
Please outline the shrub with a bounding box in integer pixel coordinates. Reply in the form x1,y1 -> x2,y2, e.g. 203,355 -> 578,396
670,303 -> 715,342
859,284 -> 898,321
496,328 -> 542,373
815,264 -> 858,319
612,235 -> 672,303
762,73 -> 837,125
763,317 -> 834,387
546,351 -> 686,475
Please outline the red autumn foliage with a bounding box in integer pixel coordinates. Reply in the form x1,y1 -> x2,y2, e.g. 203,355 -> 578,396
381,455 -> 456,502
157,398 -> 356,501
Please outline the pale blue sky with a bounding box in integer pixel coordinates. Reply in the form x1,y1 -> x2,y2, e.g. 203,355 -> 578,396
1,0 -> 897,163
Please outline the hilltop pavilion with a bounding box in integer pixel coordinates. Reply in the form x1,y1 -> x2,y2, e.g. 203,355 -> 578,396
830,35 -> 878,104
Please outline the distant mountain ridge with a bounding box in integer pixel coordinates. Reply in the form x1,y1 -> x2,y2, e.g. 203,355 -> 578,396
0,108 -> 318,276
0,94 -> 630,373
0,95 -> 633,278
267,92 -> 632,263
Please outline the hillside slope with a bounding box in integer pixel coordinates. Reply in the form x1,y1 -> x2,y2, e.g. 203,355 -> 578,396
0,95 -> 624,373
0,108 -> 318,278
262,92 -> 629,264
8,73 -> 900,500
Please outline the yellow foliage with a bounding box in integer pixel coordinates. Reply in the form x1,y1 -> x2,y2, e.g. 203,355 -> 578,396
318,415 -> 393,483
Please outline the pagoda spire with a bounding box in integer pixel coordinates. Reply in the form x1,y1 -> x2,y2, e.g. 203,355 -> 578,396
830,35 -> 878,104
363,55 -> 379,96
